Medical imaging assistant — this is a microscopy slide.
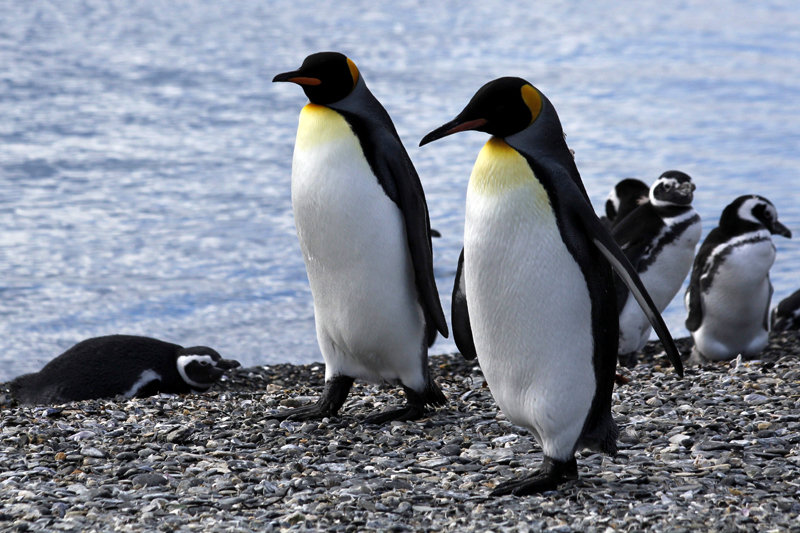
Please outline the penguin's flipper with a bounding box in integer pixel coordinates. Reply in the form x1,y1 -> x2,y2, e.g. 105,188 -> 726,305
452,248 -> 477,361
389,154 -> 449,340
684,256 -> 705,332
610,208 -> 651,311
491,456 -> 578,497
581,210 -> 683,377
764,277 -> 774,330
134,379 -> 163,398
271,375 -> 354,421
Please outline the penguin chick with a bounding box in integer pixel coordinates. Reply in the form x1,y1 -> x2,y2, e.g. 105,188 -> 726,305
771,288 -> 800,332
614,171 -> 701,368
8,335 -> 239,405
273,52 -> 448,423
686,195 -> 792,363
421,77 -> 681,496
601,178 -> 650,228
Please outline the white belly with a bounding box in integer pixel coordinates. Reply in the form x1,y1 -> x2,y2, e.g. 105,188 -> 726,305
291,104 -> 425,389
465,138 -> 595,461
618,213 -> 701,353
693,236 -> 775,360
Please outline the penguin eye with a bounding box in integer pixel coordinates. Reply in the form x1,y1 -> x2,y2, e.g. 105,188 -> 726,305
199,361 -> 210,366
663,183 -> 672,191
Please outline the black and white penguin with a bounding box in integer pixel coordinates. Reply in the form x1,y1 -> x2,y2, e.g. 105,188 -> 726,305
420,77 -> 682,495
272,52 -> 448,423
601,178 -> 650,228
686,195 -> 792,363
8,335 -> 239,405
614,171 -> 702,368
771,288 -> 800,332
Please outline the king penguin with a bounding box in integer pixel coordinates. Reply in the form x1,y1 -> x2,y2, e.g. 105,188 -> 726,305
272,52 -> 449,423
601,178 -> 650,229
8,335 -> 240,405
771,288 -> 800,332
686,195 -> 792,363
420,77 -> 682,495
614,171 -> 702,368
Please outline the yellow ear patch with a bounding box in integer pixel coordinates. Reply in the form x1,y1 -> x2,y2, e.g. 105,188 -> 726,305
521,85 -> 542,126
347,58 -> 360,91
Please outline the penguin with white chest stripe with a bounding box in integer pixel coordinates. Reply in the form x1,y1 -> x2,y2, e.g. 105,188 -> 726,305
8,335 -> 240,405
771,288 -> 800,332
686,195 -> 791,363
614,171 -> 702,368
272,52 -> 449,423
421,77 -> 682,495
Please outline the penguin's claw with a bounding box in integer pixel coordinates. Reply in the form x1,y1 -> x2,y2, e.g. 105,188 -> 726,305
271,403 -> 336,422
490,456 -> 578,497
363,405 -> 425,425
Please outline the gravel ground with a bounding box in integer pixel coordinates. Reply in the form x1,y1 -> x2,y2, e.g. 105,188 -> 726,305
1,333 -> 799,532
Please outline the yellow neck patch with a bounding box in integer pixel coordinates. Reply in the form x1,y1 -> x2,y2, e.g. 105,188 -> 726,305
468,138 -> 549,209
347,58 -> 360,91
296,104 -> 351,150
521,85 -> 542,126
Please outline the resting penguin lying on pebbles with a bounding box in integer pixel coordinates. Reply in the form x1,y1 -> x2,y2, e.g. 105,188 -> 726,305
771,288 -> 800,332
614,171 -> 702,368
272,52 -> 448,423
8,335 -> 239,405
421,77 -> 682,495
686,195 -> 792,363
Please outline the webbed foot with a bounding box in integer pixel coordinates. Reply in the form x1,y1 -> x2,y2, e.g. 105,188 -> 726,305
491,456 -> 578,497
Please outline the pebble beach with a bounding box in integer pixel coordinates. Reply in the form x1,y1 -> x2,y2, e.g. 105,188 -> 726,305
1,334 -> 799,533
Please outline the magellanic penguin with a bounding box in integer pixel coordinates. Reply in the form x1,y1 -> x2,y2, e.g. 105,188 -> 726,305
686,195 -> 792,363
601,178 -> 650,229
420,77 -> 682,496
8,335 -> 240,405
614,171 -> 702,368
273,52 -> 449,423
772,288 -> 800,332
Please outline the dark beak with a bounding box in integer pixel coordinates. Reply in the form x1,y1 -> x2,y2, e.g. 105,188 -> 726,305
770,221 -> 792,238
419,117 -> 488,147
216,358 -> 241,370
273,69 -> 321,86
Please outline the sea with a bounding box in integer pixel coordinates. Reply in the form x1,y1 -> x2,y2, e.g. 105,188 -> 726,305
1,0 -> 798,381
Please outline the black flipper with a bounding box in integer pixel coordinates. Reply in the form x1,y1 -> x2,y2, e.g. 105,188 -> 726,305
271,375 -> 354,421
329,79 -> 448,342
491,456 -> 579,497
452,248 -> 477,360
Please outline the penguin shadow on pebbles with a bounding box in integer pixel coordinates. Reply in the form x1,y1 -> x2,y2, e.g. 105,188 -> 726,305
613,171 -> 702,368
272,52 -> 449,424
421,77 -> 682,496
7,335 -> 240,405
686,195 -> 792,364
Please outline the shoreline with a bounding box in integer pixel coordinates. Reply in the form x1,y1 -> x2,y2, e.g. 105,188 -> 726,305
1,334 -> 799,532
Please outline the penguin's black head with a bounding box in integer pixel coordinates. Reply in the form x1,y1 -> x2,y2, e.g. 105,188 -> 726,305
722,195 -> 792,238
649,171 -> 696,207
273,52 -> 360,105
176,346 -> 241,391
606,178 -> 650,221
420,77 -> 543,145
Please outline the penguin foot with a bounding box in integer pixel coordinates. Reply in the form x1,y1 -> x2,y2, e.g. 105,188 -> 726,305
491,456 -> 578,497
271,375 -> 354,421
617,351 -> 638,369
363,404 -> 425,425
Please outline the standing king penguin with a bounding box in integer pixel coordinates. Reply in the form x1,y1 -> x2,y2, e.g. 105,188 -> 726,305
686,195 -> 791,363
273,52 -> 449,423
614,171 -> 702,368
420,77 -> 682,495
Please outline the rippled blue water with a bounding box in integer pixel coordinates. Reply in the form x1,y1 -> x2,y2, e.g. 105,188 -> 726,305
1,1 -> 798,381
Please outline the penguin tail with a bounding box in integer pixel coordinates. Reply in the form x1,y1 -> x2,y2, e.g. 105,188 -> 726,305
421,375 -> 447,408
